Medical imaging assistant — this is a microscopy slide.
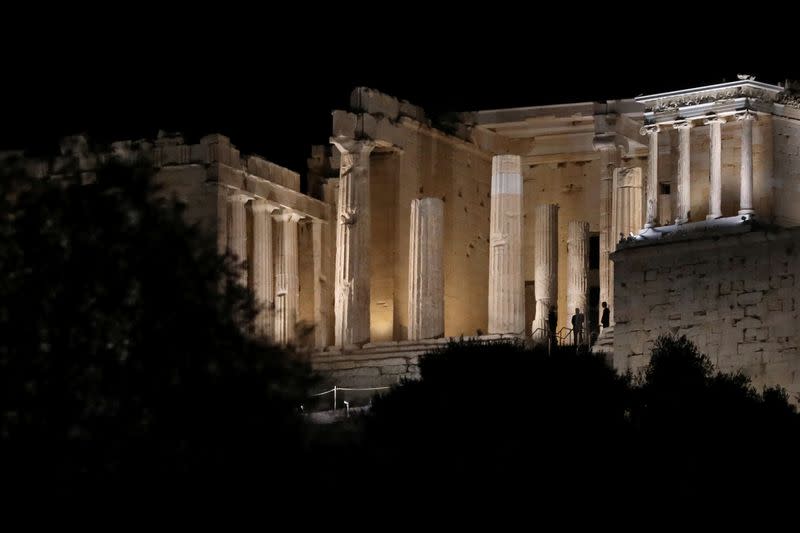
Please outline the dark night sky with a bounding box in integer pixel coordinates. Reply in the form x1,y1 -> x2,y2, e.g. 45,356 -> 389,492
3,9 -> 797,184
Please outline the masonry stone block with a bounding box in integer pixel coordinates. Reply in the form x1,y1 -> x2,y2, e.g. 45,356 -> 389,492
737,291 -> 764,306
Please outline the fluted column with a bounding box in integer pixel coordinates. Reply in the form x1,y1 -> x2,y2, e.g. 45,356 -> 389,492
673,121 -> 693,224
641,125 -> 660,228
567,220 -> 589,331
408,198 -> 445,340
274,211 -> 301,345
532,204 -> 558,340
595,145 -> 617,329
612,167 -> 644,241
251,201 -> 277,337
488,155 -> 524,335
227,193 -> 249,286
705,116 -> 726,220
737,110 -> 756,216
216,187 -> 229,256
312,219 -> 330,348
331,138 -> 375,346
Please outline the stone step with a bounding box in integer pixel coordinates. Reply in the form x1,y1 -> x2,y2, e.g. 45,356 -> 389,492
592,326 -> 614,354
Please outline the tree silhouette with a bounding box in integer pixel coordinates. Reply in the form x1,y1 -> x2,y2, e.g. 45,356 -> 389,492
634,334 -> 800,502
0,154 -> 314,482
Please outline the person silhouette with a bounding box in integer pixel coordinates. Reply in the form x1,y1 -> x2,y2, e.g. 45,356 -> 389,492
601,301 -> 610,331
571,308 -> 584,345
547,305 -> 557,349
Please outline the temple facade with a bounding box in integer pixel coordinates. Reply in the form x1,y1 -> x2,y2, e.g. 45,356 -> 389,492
9,77 -> 800,400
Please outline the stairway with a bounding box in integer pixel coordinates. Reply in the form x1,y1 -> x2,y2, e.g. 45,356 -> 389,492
591,326 -> 614,363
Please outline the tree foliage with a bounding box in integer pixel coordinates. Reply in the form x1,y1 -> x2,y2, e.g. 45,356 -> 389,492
0,156 -> 314,481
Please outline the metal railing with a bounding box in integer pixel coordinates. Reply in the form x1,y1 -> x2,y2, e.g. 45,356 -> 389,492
530,326 -> 592,349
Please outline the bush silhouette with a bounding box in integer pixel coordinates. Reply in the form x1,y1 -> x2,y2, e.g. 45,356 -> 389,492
360,340 -> 631,501
348,335 -> 800,505
633,334 -> 800,501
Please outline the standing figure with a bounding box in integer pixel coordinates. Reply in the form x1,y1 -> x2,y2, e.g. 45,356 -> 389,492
547,305 -> 558,350
571,308 -> 584,345
601,301 -> 610,331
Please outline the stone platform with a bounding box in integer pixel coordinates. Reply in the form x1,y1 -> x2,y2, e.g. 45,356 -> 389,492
311,334 -> 524,390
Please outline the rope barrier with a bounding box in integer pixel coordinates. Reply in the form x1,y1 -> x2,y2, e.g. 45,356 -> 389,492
305,384 -> 392,413
309,385 -> 390,397
336,386 -> 390,392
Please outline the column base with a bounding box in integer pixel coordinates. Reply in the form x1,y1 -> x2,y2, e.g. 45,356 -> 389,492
738,209 -> 755,216
675,217 -> 688,225
706,214 -> 722,221
638,226 -> 661,240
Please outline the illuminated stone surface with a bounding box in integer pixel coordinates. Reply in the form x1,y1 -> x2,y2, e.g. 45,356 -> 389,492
613,167 -> 644,242
641,124 -> 660,227
567,221 -> 590,332
408,197 -> 444,340
17,78 -> 800,401
488,155 -> 524,335
331,138 -> 375,347
532,204 -> 558,340
227,193 -> 249,286
674,121 -> 692,225
705,117 -> 725,220
251,201 -> 277,337
274,212 -> 301,345
737,110 -> 756,216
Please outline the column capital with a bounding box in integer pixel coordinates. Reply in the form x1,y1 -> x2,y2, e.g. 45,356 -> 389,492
492,154 -> 522,175
227,191 -> 251,204
703,115 -> 727,126
329,136 -> 377,155
735,109 -> 757,121
673,120 -> 693,130
639,124 -> 661,136
250,200 -> 280,214
273,210 -> 304,223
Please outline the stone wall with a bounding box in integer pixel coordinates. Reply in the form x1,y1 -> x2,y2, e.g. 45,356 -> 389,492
772,117 -> 800,225
377,131 -> 492,340
332,89 -> 494,341
612,225 -> 800,400
370,152 -> 399,342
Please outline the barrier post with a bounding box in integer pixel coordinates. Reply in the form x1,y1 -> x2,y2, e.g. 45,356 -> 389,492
333,385 -> 337,411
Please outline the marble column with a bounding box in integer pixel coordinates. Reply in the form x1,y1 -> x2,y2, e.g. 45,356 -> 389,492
612,167 -> 644,241
251,201 -> 276,337
641,125 -> 660,228
488,155 -> 524,335
595,145 -> 618,329
705,116 -> 725,220
227,193 -> 249,286
331,138 -> 375,346
737,110 -> 756,216
408,197 -> 445,340
274,211 -> 301,345
673,121 -> 693,224
532,204 -> 558,340
322,179 -> 339,348
312,219 -> 331,348
567,220 -> 589,332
